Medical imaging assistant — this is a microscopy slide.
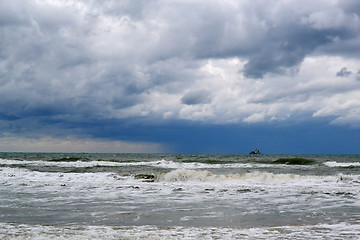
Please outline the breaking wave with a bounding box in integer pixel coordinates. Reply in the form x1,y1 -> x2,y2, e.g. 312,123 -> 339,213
1,222 -> 359,240
155,169 -> 346,185
324,161 -> 360,168
0,158 -> 272,170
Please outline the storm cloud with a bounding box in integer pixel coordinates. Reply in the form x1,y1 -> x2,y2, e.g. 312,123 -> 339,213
336,67 -> 352,77
181,90 -> 212,105
1,0 -> 360,151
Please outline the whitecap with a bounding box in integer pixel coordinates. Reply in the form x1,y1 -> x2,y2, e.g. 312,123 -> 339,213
324,161 -> 360,168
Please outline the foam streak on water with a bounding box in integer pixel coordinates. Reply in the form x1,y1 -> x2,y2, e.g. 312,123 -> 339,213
1,222 -> 360,240
0,153 -> 360,239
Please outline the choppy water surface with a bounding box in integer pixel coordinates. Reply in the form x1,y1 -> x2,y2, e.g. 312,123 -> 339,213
1,153 -> 359,239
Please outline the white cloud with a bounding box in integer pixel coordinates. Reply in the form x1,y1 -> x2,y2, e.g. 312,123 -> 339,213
302,8 -> 348,30
139,56 -> 360,126
243,113 -> 265,123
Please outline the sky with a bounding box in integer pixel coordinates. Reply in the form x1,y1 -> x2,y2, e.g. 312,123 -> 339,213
0,0 -> 360,154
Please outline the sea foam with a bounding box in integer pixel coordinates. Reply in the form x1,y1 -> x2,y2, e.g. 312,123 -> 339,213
324,161 -> 360,168
156,169 -> 344,185
1,222 -> 359,240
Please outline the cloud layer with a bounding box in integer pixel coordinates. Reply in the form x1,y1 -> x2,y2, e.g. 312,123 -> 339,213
1,0 -> 360,151
0,134 -> 163,153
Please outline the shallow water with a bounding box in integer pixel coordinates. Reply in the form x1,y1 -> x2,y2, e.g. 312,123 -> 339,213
1,153 -> 359,239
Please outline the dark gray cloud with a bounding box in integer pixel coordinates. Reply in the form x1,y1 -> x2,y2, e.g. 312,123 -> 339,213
339,0 -> 360,14
1,0 -> 360,142
181,90 -> 212,105
336,67 -> 352,77
243,26 -> 349,78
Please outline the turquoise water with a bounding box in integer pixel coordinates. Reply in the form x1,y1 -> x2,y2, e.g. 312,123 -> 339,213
1,153 -> 359,239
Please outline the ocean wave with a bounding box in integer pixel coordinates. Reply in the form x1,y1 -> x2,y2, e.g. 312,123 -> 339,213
155,169 -> 356,185
0,158 -> 165,168
2,166 -> 360,226
1,222 -> 359,240
0,158 -> 277,170
3,164 -> 359,187
324,161 -> 360,168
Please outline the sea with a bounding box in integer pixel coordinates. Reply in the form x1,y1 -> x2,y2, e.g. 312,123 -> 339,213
0,152 -> 359,239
